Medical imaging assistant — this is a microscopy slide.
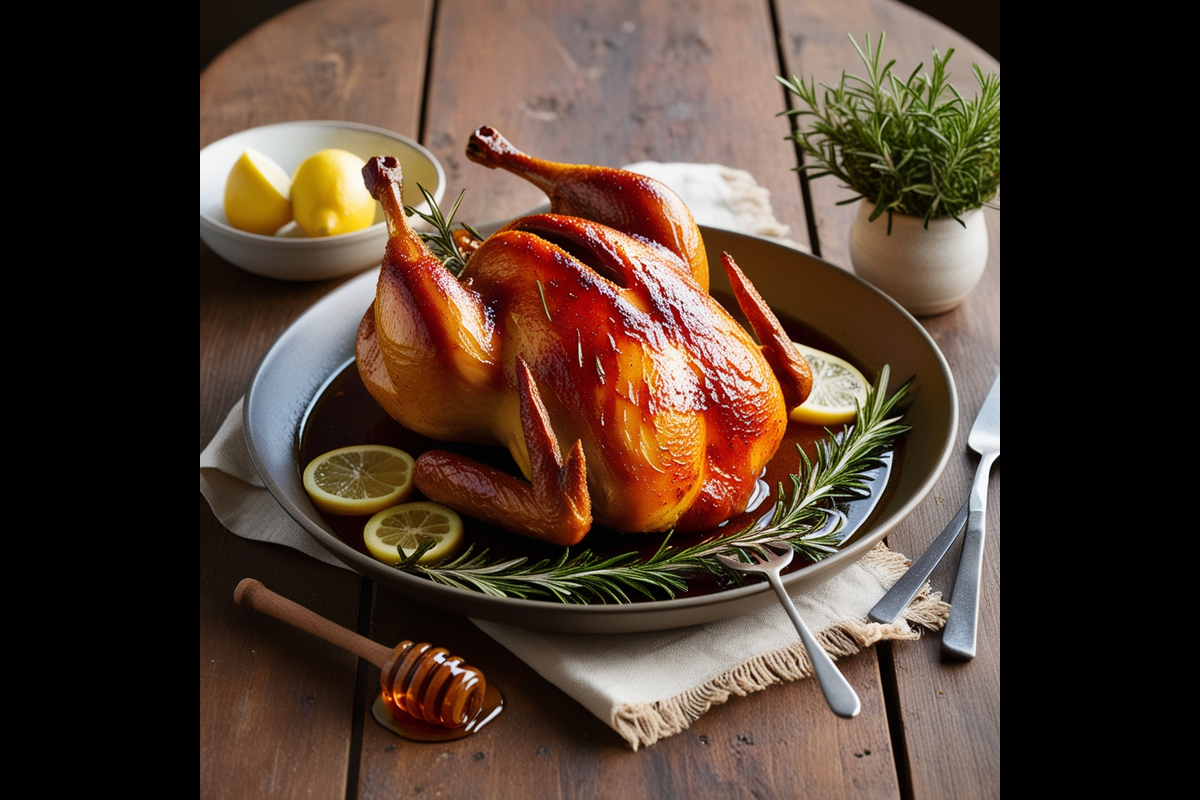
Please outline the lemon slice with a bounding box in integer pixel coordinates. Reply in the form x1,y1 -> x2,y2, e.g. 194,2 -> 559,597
224,148 -> 294,235
789,343 -> 870,426
302,445 -> 415,516
290,148 -> 376,237
363,502 -> 464,565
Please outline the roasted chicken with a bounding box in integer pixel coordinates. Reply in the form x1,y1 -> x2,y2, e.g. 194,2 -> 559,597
356,127 -> 811,545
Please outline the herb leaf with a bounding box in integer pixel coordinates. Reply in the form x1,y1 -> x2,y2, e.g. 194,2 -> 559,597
404,184 -> 480,276
777,33 -> 999,226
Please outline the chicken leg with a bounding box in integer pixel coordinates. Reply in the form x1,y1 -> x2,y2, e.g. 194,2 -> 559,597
466,125 -> 710,289
359,156 -> 499,442
358,158 -> 592,544
414,360 -> 592,546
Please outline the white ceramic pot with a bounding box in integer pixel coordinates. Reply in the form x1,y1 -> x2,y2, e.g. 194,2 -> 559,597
849,201 -> 988,316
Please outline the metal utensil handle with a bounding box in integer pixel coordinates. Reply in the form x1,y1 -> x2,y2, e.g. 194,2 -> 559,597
941,452 -> 998,660
766,572 -> 861,719
868,502 -> 968,625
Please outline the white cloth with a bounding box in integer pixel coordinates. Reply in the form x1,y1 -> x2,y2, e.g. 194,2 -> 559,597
199,397 -> 345,568
200,164 -> 944,749
622,161 -> 807,250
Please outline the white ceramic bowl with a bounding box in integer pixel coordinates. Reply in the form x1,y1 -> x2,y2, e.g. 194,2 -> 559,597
199,120 -> 446,281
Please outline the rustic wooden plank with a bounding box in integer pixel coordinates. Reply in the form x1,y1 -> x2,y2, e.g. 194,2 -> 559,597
200,4 -> 435,797
774,3 -> 1000,796
422,0 -> 810,248
200,501 -> 365,799
200,0 -> 434,146
357,590 -> 899,799
199,245 -> 370,799
880,208 -> 1000,800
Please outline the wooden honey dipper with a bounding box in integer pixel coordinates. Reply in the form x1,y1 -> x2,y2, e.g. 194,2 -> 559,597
234,579 -> 487,729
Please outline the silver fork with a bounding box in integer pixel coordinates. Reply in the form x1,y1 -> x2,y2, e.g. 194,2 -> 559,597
941,374 -> 1000,660
716,545 -> 861,718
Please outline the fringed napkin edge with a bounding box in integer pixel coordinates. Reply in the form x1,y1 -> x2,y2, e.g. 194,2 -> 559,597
611,546 -> 950,750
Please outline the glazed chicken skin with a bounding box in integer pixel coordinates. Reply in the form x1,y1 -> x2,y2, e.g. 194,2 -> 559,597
356,128 -> 811,545
466,125 -> 711,289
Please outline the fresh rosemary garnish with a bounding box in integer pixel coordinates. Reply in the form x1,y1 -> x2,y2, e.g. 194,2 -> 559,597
404,184 -> 482,277
392,366 -> 911,603
777,33 -> 1000,229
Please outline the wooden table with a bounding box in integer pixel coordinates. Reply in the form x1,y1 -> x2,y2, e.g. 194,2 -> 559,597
200,1 -> 999,796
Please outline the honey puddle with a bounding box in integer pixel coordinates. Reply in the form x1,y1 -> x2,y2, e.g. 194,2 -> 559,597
372,685 -> 505,742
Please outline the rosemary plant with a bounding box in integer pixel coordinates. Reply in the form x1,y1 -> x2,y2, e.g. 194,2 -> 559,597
777,33 -> 1000,231
404,184 -> 482,276
392,367 -> 911,604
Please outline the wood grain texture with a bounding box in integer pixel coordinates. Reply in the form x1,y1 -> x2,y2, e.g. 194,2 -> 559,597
199,255 -> 368,795
423,0 -> 810,246
198,247 -> 368,800
200,5 -> 436,796
880,207 -> 1000,800
356,590 -> 899,799
200,0 -> 433,147
200,0 -> 999,796
774,5 -> 1000,796
199,509 -> 364,800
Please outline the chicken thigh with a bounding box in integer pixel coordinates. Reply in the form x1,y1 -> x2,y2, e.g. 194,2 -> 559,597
356,129 -> 811,545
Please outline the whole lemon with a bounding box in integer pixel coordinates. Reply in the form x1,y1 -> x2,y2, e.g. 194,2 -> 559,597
224,148 -> 293,235
290,149 -> 377,237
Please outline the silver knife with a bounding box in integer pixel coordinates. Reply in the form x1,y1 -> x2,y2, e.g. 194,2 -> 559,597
941,373 -> 1000,660
868,500 -> 968,625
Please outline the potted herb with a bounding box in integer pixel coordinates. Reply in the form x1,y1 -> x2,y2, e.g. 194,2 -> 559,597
778,33 -> 1000,315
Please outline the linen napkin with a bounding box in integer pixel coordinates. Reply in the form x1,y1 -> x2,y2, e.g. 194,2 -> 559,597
623,161 -> 806,249
200,164 -> 948,750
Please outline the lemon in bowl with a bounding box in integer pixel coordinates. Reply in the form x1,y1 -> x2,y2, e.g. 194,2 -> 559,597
290,149 -> 377,237
199,120 -> 446,281
223,148 -> 293,235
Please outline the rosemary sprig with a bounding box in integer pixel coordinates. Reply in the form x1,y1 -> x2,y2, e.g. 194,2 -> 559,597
392,367 -> 912,603
777,32 -> 1000,228
404,184 -> 482,276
